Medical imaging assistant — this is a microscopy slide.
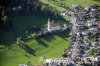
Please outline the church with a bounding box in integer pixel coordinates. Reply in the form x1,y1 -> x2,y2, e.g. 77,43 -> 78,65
47,18 -> 61,32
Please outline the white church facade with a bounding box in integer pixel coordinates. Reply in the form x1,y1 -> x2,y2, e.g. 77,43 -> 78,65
47,18 -> 61,32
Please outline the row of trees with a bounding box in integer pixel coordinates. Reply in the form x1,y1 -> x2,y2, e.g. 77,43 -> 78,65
0,0 -> 39,30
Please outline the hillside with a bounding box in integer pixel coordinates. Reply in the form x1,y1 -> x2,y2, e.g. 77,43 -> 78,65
0,14 -> 70,66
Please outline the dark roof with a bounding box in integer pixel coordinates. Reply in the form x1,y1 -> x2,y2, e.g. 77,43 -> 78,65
50,22 -> 60,27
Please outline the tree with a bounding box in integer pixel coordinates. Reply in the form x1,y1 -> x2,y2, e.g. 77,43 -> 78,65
31,33 -> 36,39
41,5 -> 48,15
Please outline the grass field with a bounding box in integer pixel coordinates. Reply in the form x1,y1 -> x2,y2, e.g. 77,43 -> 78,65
0,14 -> 70,66
41,0 -> 100,11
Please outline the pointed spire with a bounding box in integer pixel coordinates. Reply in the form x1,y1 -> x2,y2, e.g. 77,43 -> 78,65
52,20 -> 54,23
48,18 -> 50,23
47,18 -> 51,31
48,18 -> 50,26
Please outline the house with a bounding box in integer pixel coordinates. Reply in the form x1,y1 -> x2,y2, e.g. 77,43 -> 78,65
82,30 -> 90,35
96,24 -> 100,28
86,19 -> 96,27
47,18 -> 61,32
83,56 -> 100,64
19,64 -> 27,66
84,6 -> 90,11
60,11 -> 68,17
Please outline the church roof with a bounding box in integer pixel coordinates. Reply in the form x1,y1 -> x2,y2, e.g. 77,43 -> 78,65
50,22 -> 60,27
48,18 -> 60,27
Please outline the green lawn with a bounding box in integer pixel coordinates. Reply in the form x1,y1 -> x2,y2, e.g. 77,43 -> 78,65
41,0 -> 100,12
0,14 -> 70,66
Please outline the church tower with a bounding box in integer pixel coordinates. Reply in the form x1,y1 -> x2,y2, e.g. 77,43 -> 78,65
47,18 -> 51,31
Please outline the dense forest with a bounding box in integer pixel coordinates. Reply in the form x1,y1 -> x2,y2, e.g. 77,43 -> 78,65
0,0 -> 64,30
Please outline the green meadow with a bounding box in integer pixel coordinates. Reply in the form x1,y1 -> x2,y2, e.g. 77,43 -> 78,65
41,0 -> 100,11
0,14 -> 70,66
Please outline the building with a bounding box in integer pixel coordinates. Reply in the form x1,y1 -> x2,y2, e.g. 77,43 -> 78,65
84,6 -> 90,11
47,18 -> 61,32
86,19 -> 96,27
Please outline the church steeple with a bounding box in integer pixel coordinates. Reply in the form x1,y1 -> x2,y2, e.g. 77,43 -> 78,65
48,18 -> 51,30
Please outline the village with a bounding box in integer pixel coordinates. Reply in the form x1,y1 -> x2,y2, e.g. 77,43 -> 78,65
41,4 -> 100,66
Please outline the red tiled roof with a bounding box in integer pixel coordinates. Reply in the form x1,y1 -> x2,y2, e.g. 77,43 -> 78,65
97,24 -> 100,26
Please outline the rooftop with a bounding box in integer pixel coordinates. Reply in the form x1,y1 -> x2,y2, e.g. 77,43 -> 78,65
50,22 -> 60,27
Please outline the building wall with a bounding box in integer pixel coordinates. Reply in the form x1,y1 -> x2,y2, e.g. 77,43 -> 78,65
48,26 -> 61,32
